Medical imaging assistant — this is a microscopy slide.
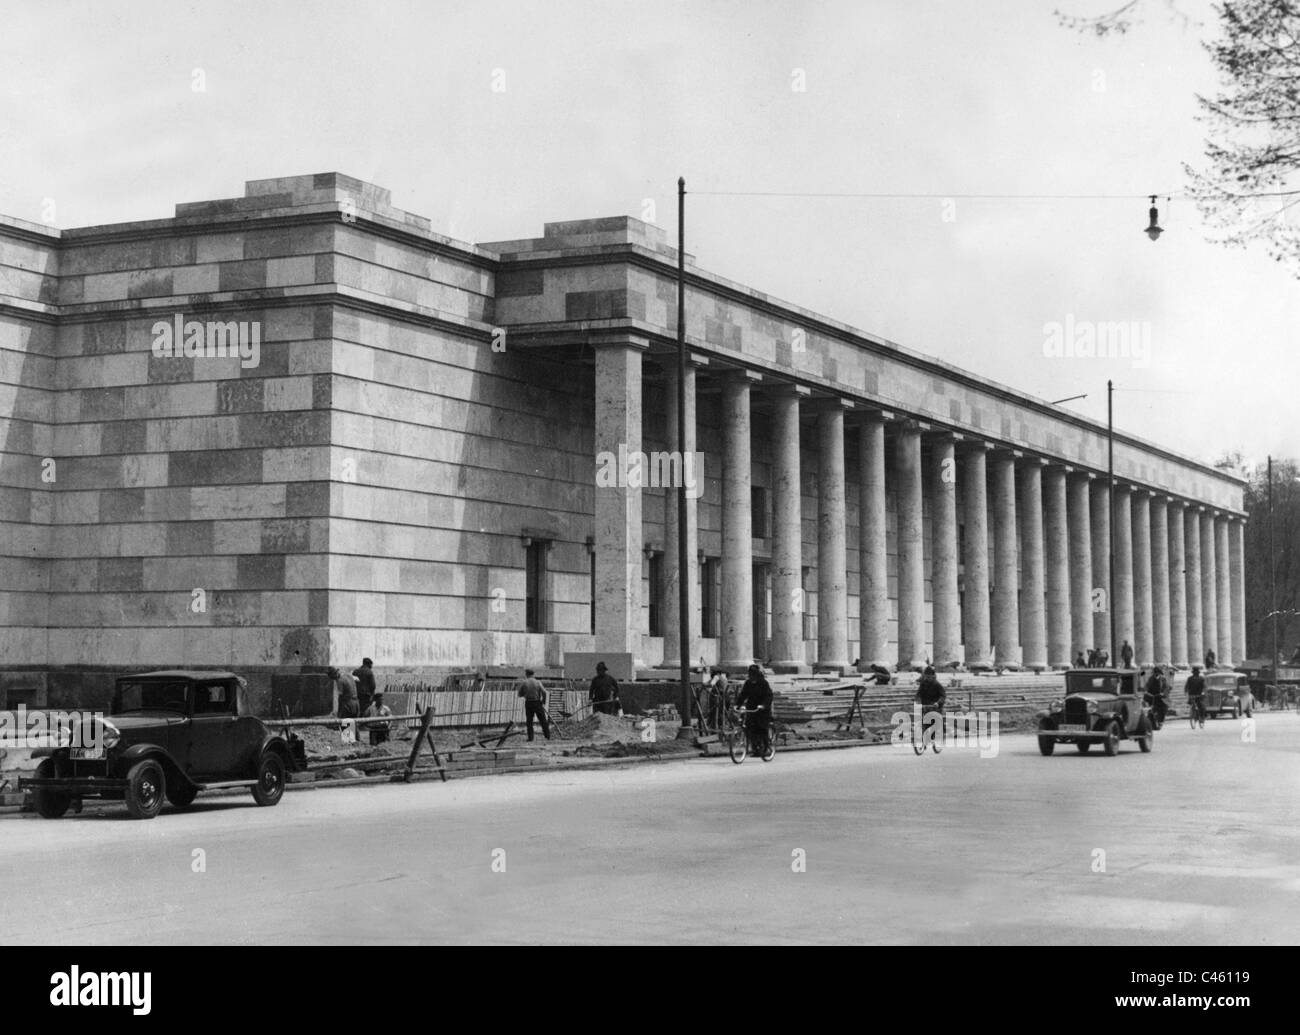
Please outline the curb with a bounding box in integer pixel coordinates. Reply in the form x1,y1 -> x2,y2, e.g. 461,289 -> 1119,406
0,736 -> 887,816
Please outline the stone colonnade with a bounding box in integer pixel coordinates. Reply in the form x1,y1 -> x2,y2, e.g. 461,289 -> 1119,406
591,343 -> 1245,672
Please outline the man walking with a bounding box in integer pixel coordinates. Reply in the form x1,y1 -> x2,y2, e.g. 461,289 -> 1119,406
1120,640 -> 1134,668
589,662 -> 620,716
328,666 -> 360,719
516,669 -> 551,741
352,657 -> 377,713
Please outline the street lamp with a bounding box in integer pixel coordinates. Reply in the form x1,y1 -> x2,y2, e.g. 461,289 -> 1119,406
1144,196 -> 1164,242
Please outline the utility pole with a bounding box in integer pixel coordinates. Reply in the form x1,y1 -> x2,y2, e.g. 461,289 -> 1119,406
1108,379 -> 1116,660
1270,455 -> 1278,676
676,177 -> 691,731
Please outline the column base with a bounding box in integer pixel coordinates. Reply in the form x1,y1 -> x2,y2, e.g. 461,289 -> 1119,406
813,664 -> 852,677
771,661 -> 811,675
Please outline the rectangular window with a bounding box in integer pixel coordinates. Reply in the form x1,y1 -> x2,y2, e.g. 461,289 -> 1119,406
648,552 -> 663,637
752,486 -> 770,539
701,557 -> 719,638
525,540 -> 548,633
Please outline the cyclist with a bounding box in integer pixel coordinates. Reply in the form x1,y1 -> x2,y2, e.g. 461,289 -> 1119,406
1144,665 -> 1169,726
735,664 -> 773,754
916,665 -> 946,716
1185,665 -> 1207,724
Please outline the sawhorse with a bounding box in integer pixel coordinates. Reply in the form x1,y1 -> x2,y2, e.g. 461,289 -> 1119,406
403,707 -> 447,782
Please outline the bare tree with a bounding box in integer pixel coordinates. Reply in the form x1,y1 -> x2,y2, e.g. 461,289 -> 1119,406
1060,1 -> 1300,273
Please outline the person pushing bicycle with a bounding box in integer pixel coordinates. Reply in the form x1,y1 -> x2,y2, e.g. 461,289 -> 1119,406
735,664 -> 773,753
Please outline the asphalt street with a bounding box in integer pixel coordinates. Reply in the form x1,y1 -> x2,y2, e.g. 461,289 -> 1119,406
2,712 -> 1297,944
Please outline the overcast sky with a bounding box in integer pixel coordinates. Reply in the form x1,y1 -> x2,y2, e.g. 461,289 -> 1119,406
3,0 -> 1295,472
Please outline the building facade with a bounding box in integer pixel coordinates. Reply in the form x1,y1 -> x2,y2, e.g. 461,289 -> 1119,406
0,174 -> 1247,709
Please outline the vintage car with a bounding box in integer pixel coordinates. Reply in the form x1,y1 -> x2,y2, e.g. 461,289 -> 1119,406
20,670 -> 297,820
1035,668 -> 1154,756
1202,671 -> 1248,718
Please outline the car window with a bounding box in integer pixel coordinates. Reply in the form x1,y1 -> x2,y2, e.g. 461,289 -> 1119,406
193,682 -> 232,715
1066,674 -> 1120,694
113,681 -> 189,713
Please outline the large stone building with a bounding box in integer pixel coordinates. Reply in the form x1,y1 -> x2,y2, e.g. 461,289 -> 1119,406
0,173 -> 1246,709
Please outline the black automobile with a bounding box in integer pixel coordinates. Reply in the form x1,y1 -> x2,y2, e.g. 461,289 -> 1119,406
21,670 -> 297,819
1035,668 -> 1154,756
1203,672 -> 1248,718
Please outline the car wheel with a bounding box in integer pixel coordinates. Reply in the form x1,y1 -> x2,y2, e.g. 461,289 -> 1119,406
1076,741 -> 1091,754
1037,736 -> 1055,756
32,758 -> 72,819
1234,704 -> 1242,718
166,782 -> 199,809
251,752 -> 286,807
1139,727 -> 1154,752
1102,722 -> 1120,757
124,760 -> 166,820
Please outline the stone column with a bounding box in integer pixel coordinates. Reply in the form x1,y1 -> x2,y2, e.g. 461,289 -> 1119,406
1215,514 -> 1232,665
593,340 -> 644,659
816,403 -> 850,673
1230,517 -> 1246,666
962,444 -> 992,670
661,361 -> 698,670
1018,459 -> 1047,672
930,434 -> 960,668
1090,481 -> 1112,658
991,452 -> 1021,669
857,416 -> 889,668
1200,508 -> 1218,667
896,423 -> 926,670
770,385 -> 807,672
1185,507 -> 1203,668
1150,496 -> 1171,667
1167,501 -> 1188,668
1113,486 -> 1135,664
719,373 -> 756,669
1043,465 -> 1071,669
1068,472 -> 1094,663
1132,490 -> 1154,668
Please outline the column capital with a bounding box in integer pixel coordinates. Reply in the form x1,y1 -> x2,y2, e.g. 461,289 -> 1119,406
923,427 -> 962,444
896,418 -> 929,434
764,381 -> 812,399
804,396 -> 855,415
990,446 -> 1023,462
851,406 -> 896,425
1018,454 -> 1049,469
589,332 -> 653,351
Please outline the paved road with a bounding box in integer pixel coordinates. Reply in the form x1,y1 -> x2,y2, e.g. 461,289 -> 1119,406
2,712 -> 1297,944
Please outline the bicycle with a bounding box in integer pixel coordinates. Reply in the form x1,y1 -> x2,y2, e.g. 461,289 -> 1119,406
1188,695 -> 1207,729
726,706 -> 775,764
911,701 -> 945,755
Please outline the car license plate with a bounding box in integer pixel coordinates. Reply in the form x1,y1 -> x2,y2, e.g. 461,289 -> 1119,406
1057,724 -> 1086,733
70,746 -> 103,760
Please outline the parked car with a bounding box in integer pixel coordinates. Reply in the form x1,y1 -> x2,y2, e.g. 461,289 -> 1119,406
1036,668 -> 1154,756
21,670 -> 297,819
1203,672 -> 1248,718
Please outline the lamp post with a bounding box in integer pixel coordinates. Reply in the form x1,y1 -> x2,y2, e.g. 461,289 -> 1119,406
1108,380 -> 1116,659
1270,455 -> 1278,677
676,177 -> 692,732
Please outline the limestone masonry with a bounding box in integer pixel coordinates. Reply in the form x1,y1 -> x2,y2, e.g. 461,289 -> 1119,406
0,174 -> 1246,711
